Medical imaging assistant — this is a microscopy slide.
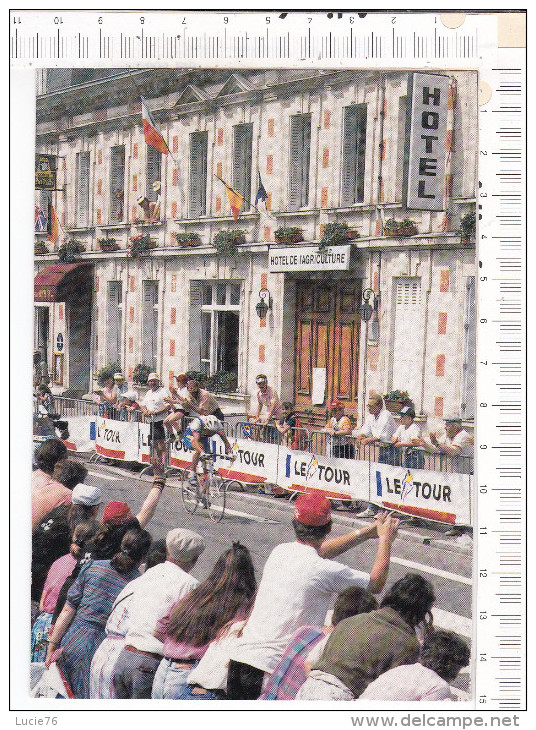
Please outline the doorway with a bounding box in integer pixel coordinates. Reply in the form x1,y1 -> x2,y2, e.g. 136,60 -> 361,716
294,280 -> 362,425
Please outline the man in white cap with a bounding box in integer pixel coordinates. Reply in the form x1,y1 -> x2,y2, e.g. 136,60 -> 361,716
113,372 -> 129,399
227,493 -> 399,699
141,373 -> 170,472
112,528 -> 206,699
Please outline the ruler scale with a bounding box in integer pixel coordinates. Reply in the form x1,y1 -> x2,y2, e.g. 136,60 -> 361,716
11,10 -> 526,711
476,62 -> 525,711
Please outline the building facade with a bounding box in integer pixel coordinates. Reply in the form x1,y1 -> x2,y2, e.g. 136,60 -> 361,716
34,67 -> 477,426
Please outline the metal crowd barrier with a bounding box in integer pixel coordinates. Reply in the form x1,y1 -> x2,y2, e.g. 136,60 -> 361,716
237,422 -> 473,476
40,396 -> 100,417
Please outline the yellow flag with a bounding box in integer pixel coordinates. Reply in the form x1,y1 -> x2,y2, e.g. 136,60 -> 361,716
215,176 -> 244,221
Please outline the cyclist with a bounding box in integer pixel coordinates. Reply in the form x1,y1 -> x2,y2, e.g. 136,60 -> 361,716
183,414 -> 233,503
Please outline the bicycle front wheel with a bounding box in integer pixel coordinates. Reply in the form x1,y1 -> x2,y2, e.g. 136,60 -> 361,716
206,473 -> 226,523
181,470 -> 199,515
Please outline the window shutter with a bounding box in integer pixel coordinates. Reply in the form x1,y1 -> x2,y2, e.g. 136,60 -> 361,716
189,281 -> 203,370
142,281 -> 158,368
461,277 -> 476,419
106,281 -> 122,365
341,105 -> 367,205
233,124 -> 253,211
189,132 -> 208,218
146,146 -> 162,202
110,146 -> 125,221
289,115 -> 311,210
76,151 -> 90,227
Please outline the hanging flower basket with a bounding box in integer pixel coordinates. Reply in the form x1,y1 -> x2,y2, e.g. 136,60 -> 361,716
128,234 -> 157,258
98,237 -> 120,252
175,232 -> 202,248
274,227 -> 304,244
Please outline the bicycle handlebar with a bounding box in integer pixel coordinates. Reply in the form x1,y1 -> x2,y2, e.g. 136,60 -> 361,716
200,453 -> 236,462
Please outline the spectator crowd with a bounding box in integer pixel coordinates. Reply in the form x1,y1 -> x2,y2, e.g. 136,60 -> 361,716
30,440 -> 470,702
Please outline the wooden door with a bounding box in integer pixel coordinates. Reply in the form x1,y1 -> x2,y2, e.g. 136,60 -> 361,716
294,280 -> 361,425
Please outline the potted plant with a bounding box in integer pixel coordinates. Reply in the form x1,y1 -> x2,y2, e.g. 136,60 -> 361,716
384,219 -> 418,237
213,229 -> 246,256
175,232 -> 201,248
58,238 -> 86,263
205,370 -> 238,393
185,370 -> 209,387
97,361 -> 122,386
128,233 -> 157,258
133,363 -> 152,385
458,212 -> 476,244
383,389 -> 411,414
318,222 -> 359,251
274,226 -> 304,244
34,241 -> 49,255
98,237 -> 120,252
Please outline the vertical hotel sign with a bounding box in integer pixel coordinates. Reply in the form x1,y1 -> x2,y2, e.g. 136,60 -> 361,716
406,73 -> 450,211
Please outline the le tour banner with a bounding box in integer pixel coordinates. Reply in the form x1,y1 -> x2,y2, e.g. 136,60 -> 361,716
95,416 -> 139,461
406,72 -> 450,211
57,415 -> 473,525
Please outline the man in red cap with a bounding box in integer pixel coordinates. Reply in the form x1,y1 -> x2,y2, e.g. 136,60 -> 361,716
323,400 -> 355,459
227,493 -> 399,700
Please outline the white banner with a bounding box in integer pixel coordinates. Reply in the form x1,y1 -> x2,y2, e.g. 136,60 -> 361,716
406,72 -> 450,211
168,437 -> 195,471
370,463 -> 471,525
61,415 -> 96,453
95,416 -> 139,462
268,245 -> 351,272
277,448 -> 370,500
224,437 -> 279,485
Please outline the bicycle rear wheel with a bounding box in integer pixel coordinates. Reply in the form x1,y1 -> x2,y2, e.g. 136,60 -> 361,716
206,473 -> 226,523
181,470 -> 199,515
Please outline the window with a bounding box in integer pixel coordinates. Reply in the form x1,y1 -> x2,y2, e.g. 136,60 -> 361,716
106,281 -> 123,365
289,114 -> 311,210
189,281 -> 241,387
189,131 -> 208,218
233,123 -> 253,211
146,146 -> 162,203
341,104 -> 367,205
142,281 -> 158,369
391,277 -> 424,402
76,151 -> 90,227
110,146 -> 125,222
461,277 -> 476,419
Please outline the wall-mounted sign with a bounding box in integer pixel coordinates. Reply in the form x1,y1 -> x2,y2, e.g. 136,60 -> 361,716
406,72 -> 450,211
56,333 -> 64,351
35,154 -> 57,190
269,245 -> 351,272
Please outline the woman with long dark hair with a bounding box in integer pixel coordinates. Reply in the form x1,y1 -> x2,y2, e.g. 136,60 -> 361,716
151,542 -> 256,699
45,528 -> 151,698
31,520 -> 99,663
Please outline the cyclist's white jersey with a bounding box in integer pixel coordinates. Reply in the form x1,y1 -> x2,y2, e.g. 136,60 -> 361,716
189,415 -> 224,437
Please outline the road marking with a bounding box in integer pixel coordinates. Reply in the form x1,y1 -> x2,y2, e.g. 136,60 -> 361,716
390,555 -> 472,586
87,470 -> 119,481
431,607 -> 472,638
209,505 -> 280,523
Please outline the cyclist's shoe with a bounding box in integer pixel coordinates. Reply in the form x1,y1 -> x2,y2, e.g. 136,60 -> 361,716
201,496 -> 209,509
188,476 -> 198,488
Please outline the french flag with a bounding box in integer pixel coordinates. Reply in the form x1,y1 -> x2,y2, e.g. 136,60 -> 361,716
141,97 -> 169,155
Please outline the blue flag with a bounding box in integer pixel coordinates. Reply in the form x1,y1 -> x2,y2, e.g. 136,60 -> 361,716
255,170 -> 268,207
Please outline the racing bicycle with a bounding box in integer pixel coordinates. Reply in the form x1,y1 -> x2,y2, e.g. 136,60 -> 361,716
181,452 -> 239,522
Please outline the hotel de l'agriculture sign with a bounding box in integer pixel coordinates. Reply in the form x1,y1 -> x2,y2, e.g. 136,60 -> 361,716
268,245 -> 351,272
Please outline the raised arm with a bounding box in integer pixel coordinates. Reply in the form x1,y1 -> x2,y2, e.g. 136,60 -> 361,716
367,515 -> 399,594
136,474 -> 166,528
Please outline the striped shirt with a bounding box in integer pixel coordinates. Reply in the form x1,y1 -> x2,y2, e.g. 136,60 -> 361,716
260,626 -> 326,700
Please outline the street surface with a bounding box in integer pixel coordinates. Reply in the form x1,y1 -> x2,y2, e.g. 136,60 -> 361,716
83,457 -> 473,700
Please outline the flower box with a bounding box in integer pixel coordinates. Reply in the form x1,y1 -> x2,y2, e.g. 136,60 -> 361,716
34,243 -> 49,255
384,219 -> 418,238
98,238 -> 120,252
175,232 -> 202,248
274,227 -> 304,244
213,229 -> 246,255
